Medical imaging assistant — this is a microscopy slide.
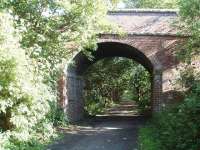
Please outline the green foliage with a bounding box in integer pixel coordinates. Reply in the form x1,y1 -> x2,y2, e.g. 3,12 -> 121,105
85,96 -> 108,116
122,0 -> 178,8
46,101 -> 68,126
176,0 -> 200,63
176,66 -> 200,90
129,64 -> 151,112
0,0 -> 112,149
137,0 -> 178,8
0,12 -> 50,132
84,58 -> 133,115
5,0 -> 111,89
138,1 -> 200,148
84,57 -> 151,115
138,127 -> 162,150
5,138 -> 45,150
123,0 -> 140,8
139,75 -> 200,150
0,12 -> 56,149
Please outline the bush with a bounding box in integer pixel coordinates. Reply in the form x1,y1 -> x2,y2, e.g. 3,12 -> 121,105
138,127 -> 162,150
83,58 -> 151,115
139,81 -> 200,150
0,12 -> 57,149
84,92 -> 109,116
5,138 -> 45,150
46,101 -> 68,126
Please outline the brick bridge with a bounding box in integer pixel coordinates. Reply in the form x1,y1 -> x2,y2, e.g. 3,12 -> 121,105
60,9 -> 187,122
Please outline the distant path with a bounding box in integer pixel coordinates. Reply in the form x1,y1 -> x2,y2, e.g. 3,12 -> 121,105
48,101 -> 147,150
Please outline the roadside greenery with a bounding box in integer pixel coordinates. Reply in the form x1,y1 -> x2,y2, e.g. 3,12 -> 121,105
0,12 -> 56,149
84,57 -> 151,115
0,0 -> 110,149
177,0 -> 200,63
0,0 -> 199,149
135,0 -> 200,149
119,0 -> 178,9
139,75 -> 200,150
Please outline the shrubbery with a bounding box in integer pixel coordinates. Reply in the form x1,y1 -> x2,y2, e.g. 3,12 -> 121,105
83,57 -> 151,115
139,71 -> 200,150
0,12 -> 57,149
0,0 -> 111,149
138,0 -> 200,149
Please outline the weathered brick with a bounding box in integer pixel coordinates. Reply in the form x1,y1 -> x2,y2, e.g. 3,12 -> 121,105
59,9 -> 188,122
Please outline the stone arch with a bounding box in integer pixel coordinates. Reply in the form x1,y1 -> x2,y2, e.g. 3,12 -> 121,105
64,42 -> 163,122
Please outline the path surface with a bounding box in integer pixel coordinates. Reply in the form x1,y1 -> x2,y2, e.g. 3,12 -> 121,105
48,101 -> 147,150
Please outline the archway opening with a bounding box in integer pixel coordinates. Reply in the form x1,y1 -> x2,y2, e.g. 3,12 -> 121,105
65,42 -> 160,122
83,57 -> 152,117
73,42 -> 153,75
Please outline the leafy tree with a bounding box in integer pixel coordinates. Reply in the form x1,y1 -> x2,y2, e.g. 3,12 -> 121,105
0,0 -> 112,149
5,0 -> 111,88
113,0 -> 178,9
84,58 -> 133,115
136,0 -> 178,8
138,1 -> 200,149
177,0 -> 200,63
129,64 -> 151,112
139,77 -> 200,150
0,12 -> 55,148
123,0 -> 140,8
84,57 -> 151,115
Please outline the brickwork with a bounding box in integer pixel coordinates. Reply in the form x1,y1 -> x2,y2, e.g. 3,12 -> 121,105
65,67 -> 84,122
60,9 -> 188,122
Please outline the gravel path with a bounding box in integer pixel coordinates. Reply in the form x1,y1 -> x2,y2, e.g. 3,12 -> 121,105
48,101 -> 147,150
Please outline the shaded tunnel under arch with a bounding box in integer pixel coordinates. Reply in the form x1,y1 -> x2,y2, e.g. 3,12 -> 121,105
65,42 -> 162,122
72,42 -> 154,75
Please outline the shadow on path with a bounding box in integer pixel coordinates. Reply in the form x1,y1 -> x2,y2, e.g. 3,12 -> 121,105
48,101 -> 148,150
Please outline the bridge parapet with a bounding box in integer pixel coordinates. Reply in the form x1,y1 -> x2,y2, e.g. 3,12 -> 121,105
106,9 -> 179,36
60,9 -> 189,122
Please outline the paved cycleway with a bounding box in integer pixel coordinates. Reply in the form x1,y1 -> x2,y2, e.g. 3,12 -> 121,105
48,101 -> 147,150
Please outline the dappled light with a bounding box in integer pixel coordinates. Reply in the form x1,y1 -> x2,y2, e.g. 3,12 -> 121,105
83,57 -> 151,117
0,0 -> 199,150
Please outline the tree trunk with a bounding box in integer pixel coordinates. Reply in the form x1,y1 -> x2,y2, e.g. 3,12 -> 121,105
111,88 -> 120,102
0,109 -> 13,131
